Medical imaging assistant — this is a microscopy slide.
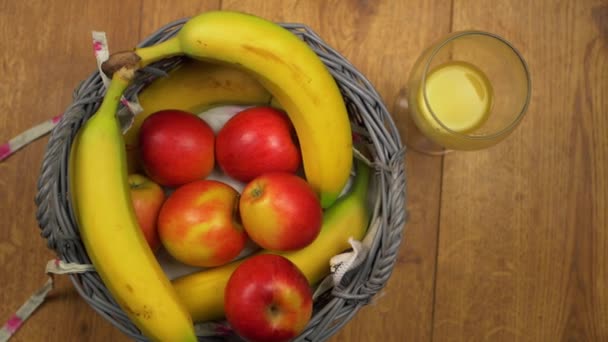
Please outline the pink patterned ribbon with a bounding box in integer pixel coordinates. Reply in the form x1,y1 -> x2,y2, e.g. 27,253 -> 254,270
92,31 -> 142,133
0,32 -> 142,164
0,258 -> 233,340
92,31 -> 111,88
0,260 -> 94,342
4,316 -> 23,336
0,115 -> 63,162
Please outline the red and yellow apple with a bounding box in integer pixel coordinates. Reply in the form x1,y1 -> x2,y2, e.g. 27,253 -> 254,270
239,172 -> 323,251
128,174 -> 166,252
216,106 -> 301,182
224,254 -> 313,342
157,180 -> 247,267
139,109 -> 215,187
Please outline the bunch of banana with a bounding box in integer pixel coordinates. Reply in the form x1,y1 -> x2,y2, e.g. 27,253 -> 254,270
173,158 -> 371,322
104,10 -> 353,208
124,59 -> 272,172
69,66 -> 197,341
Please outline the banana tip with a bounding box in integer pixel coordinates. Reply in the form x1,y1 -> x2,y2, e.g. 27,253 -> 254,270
320,192 -> 339,208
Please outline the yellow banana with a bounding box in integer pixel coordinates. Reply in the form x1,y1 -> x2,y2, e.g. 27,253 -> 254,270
124,59 -> 271,172
70,66 -> 197,341
106,10 -> 353,208
172,159 -> 371,322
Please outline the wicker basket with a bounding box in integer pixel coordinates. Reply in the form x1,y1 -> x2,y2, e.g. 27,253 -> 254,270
35,17 -> 407,341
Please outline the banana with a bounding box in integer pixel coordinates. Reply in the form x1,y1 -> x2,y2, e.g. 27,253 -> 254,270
172,159 -> 371,322
105,10 -> 353,208
69,66 -> 197,341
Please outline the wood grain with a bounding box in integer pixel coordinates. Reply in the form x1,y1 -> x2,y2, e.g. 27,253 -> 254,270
0,1 -> 606,342
433,0 -> 608,341
139,0 -> 219,39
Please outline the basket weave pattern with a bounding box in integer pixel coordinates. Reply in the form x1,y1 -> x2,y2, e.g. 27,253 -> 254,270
34,18 -> 407,341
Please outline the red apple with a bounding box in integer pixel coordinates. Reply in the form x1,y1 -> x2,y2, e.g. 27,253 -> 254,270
139,109 -> 215,187
239,173 -> 322,251
128,174 -> 165,252
216,106 -> 301,182
225,254 -> 313,342
158,179 -> 247,267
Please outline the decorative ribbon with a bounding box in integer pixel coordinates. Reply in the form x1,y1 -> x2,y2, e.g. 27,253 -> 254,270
0,260 -> 95,342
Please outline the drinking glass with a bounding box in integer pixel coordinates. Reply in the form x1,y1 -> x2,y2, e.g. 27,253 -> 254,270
395,31 -> 531,155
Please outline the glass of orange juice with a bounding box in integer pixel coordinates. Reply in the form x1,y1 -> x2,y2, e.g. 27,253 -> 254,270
396,31 -> 531,155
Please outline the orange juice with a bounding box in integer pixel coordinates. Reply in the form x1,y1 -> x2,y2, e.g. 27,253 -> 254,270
419,61 -> 493,133
408,61 -> 494,150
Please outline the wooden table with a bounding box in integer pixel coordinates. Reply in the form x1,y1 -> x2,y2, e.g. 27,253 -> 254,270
1,1 -> 606,341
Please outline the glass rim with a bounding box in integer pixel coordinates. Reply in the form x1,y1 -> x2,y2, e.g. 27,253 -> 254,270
421,30 -> 532,141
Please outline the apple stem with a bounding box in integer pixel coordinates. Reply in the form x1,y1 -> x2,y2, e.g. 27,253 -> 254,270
250,188 -> 263,199
267,303 -> 281,318
130,182 -> 142,189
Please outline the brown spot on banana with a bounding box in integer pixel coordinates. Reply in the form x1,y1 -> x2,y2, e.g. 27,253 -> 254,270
241,44 -> 283,64
122,302 -> 153,320
241,44 -> 318,105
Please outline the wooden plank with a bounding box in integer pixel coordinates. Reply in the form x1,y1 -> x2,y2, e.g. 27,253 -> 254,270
139,0 -> 220,38
433,0 -> 608,341
0,1 -> 143,341
219,1 -> 449,341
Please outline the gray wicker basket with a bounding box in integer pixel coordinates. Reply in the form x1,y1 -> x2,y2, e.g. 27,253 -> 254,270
35,17 -> 407,341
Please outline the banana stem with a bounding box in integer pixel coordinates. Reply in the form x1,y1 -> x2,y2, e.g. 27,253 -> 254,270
101,37 -> 181,77
135,37 -> 182,67
97,67 -> 136,120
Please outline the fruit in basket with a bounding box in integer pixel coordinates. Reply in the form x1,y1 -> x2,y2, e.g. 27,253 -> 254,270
104,10 -> 353,208
124,59 -> 272,173
69,67 -> 196,341
139,109 -> 215,187
172,159 -> 371,322
128,173 -> 165,252
225,254 -> 313,342
158,179 -> 247,267
239,172 -> 322,251
216,106 -> 301,182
